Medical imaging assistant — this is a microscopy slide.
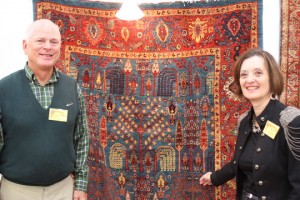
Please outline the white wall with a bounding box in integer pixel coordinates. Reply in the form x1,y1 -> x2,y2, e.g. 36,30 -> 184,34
0,0 -> 280,79
0,0 -> 33,79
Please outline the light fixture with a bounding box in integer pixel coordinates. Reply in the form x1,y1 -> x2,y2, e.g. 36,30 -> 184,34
116,1 -> 144,21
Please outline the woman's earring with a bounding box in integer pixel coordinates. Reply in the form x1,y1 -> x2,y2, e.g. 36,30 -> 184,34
270,93 -> 278,100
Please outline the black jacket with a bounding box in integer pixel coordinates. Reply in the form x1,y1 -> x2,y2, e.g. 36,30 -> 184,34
210,100 -> 300,200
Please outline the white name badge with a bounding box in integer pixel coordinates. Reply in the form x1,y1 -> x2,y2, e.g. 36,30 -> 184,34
49,108 -> 68,122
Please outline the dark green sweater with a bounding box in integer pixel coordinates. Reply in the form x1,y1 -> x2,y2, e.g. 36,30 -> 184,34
0,69 -> 79,186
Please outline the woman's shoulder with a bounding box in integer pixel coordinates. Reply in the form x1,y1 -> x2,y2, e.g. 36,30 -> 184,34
280,106 -> 300,127
237,110 -> 250,124
280,106 -> 300,161
234,110 -> 251,132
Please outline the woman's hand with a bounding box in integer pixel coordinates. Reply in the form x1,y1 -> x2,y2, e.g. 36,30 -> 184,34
199,172 -> 213,186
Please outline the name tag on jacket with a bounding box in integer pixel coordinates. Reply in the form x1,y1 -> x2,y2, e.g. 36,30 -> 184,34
263,120 -> 280,139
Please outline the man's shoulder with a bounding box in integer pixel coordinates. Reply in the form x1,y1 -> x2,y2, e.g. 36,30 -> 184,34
0,69 -> 24,85
57,71 -> 77,83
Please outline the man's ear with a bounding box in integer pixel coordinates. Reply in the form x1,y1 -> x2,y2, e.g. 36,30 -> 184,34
22,40 -> 28,55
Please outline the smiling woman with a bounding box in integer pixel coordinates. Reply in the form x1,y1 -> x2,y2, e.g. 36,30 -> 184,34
0,0 -> 280,79
200,48 -> 300,200
239,56 -> 271,102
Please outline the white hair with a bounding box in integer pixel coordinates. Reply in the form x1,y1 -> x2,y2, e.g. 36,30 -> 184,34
24,19 -> 61,42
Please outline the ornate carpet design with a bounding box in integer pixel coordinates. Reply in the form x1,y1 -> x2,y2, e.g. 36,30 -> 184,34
33,0 -> 262,199
280,0 -> 300,107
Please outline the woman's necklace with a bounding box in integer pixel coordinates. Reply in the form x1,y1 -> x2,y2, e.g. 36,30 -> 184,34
252,116 -> 261,133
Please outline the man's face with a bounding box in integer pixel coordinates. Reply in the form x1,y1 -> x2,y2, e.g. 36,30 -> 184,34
23,23 -> 61,71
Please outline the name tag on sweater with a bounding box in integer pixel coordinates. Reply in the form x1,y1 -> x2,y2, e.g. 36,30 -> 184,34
49,108 -> 68,122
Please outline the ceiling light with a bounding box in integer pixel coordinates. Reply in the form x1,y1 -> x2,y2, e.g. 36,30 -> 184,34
116,2 -> 145,21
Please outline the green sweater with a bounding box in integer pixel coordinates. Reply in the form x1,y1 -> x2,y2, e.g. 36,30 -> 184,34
0,69 -> 79,186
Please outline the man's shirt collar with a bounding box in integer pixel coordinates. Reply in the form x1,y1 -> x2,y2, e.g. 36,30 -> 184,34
25,63 -> 59,85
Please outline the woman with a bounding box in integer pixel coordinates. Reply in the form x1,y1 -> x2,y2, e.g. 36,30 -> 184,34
200,48 -> 300,200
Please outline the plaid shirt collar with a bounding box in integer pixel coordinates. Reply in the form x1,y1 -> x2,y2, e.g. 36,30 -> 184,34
25,63 -> 59,86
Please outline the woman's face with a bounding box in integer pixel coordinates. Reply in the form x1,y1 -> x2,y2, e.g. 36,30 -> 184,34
239,55 -> 271,104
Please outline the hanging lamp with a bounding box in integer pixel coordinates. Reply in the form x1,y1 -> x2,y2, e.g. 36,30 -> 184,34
116,1 -> 144,21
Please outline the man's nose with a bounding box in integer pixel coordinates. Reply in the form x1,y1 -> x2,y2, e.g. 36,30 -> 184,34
43,41 -> 53,49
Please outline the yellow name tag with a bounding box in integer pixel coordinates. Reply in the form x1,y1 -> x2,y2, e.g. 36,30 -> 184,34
263,120 -> 280,139
49,108 -> 68,122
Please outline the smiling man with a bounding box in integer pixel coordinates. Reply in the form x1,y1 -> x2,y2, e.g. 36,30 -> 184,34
0,19 -> 89,200
23,19 -> 62,85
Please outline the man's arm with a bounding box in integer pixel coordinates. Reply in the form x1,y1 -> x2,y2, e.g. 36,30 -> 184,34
73,85 -> 89,193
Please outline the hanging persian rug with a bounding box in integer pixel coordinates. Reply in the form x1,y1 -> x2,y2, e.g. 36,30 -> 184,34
33,0 -> 262,199
280,0 -> 300,107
